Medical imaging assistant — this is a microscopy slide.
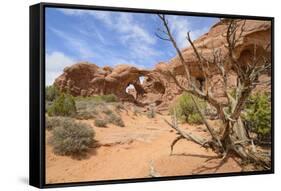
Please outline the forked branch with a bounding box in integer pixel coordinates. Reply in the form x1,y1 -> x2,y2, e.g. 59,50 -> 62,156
157,16 -> 271,170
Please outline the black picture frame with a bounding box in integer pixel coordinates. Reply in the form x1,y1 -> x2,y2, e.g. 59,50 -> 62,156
30,2 -> 274,189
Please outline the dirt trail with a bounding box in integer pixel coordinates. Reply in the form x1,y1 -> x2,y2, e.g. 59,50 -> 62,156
46,111 -> 242,184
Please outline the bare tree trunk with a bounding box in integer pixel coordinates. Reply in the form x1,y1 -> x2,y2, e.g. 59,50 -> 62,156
156,15 -> 271,170
233,118 -> 248,141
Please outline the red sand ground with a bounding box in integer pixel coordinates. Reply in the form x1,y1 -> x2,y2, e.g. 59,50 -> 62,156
46,111 -> 242,184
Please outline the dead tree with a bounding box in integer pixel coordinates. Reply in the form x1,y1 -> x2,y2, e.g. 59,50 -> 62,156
156,15 -> 271,169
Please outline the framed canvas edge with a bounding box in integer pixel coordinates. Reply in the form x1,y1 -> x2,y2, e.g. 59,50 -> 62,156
29,2 -> 275,189
29,3 -> 44,188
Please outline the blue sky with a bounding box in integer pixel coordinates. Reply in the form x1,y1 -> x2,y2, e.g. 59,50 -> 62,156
45,7 -> 218,85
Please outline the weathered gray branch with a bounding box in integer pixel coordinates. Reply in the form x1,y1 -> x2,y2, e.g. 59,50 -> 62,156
164,118 -> 207,147
190,95 -> 223,149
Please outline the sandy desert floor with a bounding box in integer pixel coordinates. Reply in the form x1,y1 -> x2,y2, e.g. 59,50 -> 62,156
46,110 -> 242,184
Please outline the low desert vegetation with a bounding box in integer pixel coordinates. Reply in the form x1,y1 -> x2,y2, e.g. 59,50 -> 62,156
107,113 -> 125,127
75,95 -> 122,120
170,92 -> 207,124
75,99 -> 99,119
47,94 -> 77,116
45,85 -> 61,102
75,110 -> 96,120
102,94 -> 119,102
75,94 -> 118,103
243,92 -> 271,142
132,106 -> 141,116
103,108 -> 113,115
94,113 -> 125,127
94,119 -> 107,127
75,95 -> 125,127
49,117 -> 95,155
46,92 -> 121,120
46,116 -> 64,130
188,113 -> 203,124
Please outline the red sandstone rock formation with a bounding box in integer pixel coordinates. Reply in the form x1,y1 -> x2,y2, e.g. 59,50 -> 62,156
55,63 -> 153,103
54,19 -> 271,106
155,19 -> 271,103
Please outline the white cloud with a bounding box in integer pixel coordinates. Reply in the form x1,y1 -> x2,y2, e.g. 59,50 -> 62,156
190,27 -> 210,39
59,9 -> 85,15
60,9 -> 155,45
167,16 -> 210,49
75,25 -> 109,46
60,9 -> 113,25
46,51 -> 75,85
116,14 -> 155,45
89,11 -> 113,26
92,29 -> 107,45
167,16 -> 190,48
87,11 -> 158,60
49,27 -> 95,59
131,44 -> 161,58
59,9 -> 160,62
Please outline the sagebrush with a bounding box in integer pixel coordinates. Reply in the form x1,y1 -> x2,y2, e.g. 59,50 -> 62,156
46,116 -> 64,130
94,119 -> 107,127
107,113 -> 125,127
49,118 -> 95,155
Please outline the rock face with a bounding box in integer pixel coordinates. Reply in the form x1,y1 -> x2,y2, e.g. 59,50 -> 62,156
154,19 -> 271,104
54,19 -> 271,107
158,19 -> 271,77
55,63 -> 152,103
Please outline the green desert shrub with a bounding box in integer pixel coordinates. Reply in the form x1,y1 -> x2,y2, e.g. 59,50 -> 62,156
243,92 -> 271,141
170,92 -> 207,124
108,113 -> 125,127
188,113 -> 203,124
47,94 -> 77,116
45,85 -> 61,101
94,119 -> 107,127
49,118 -> 95,155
